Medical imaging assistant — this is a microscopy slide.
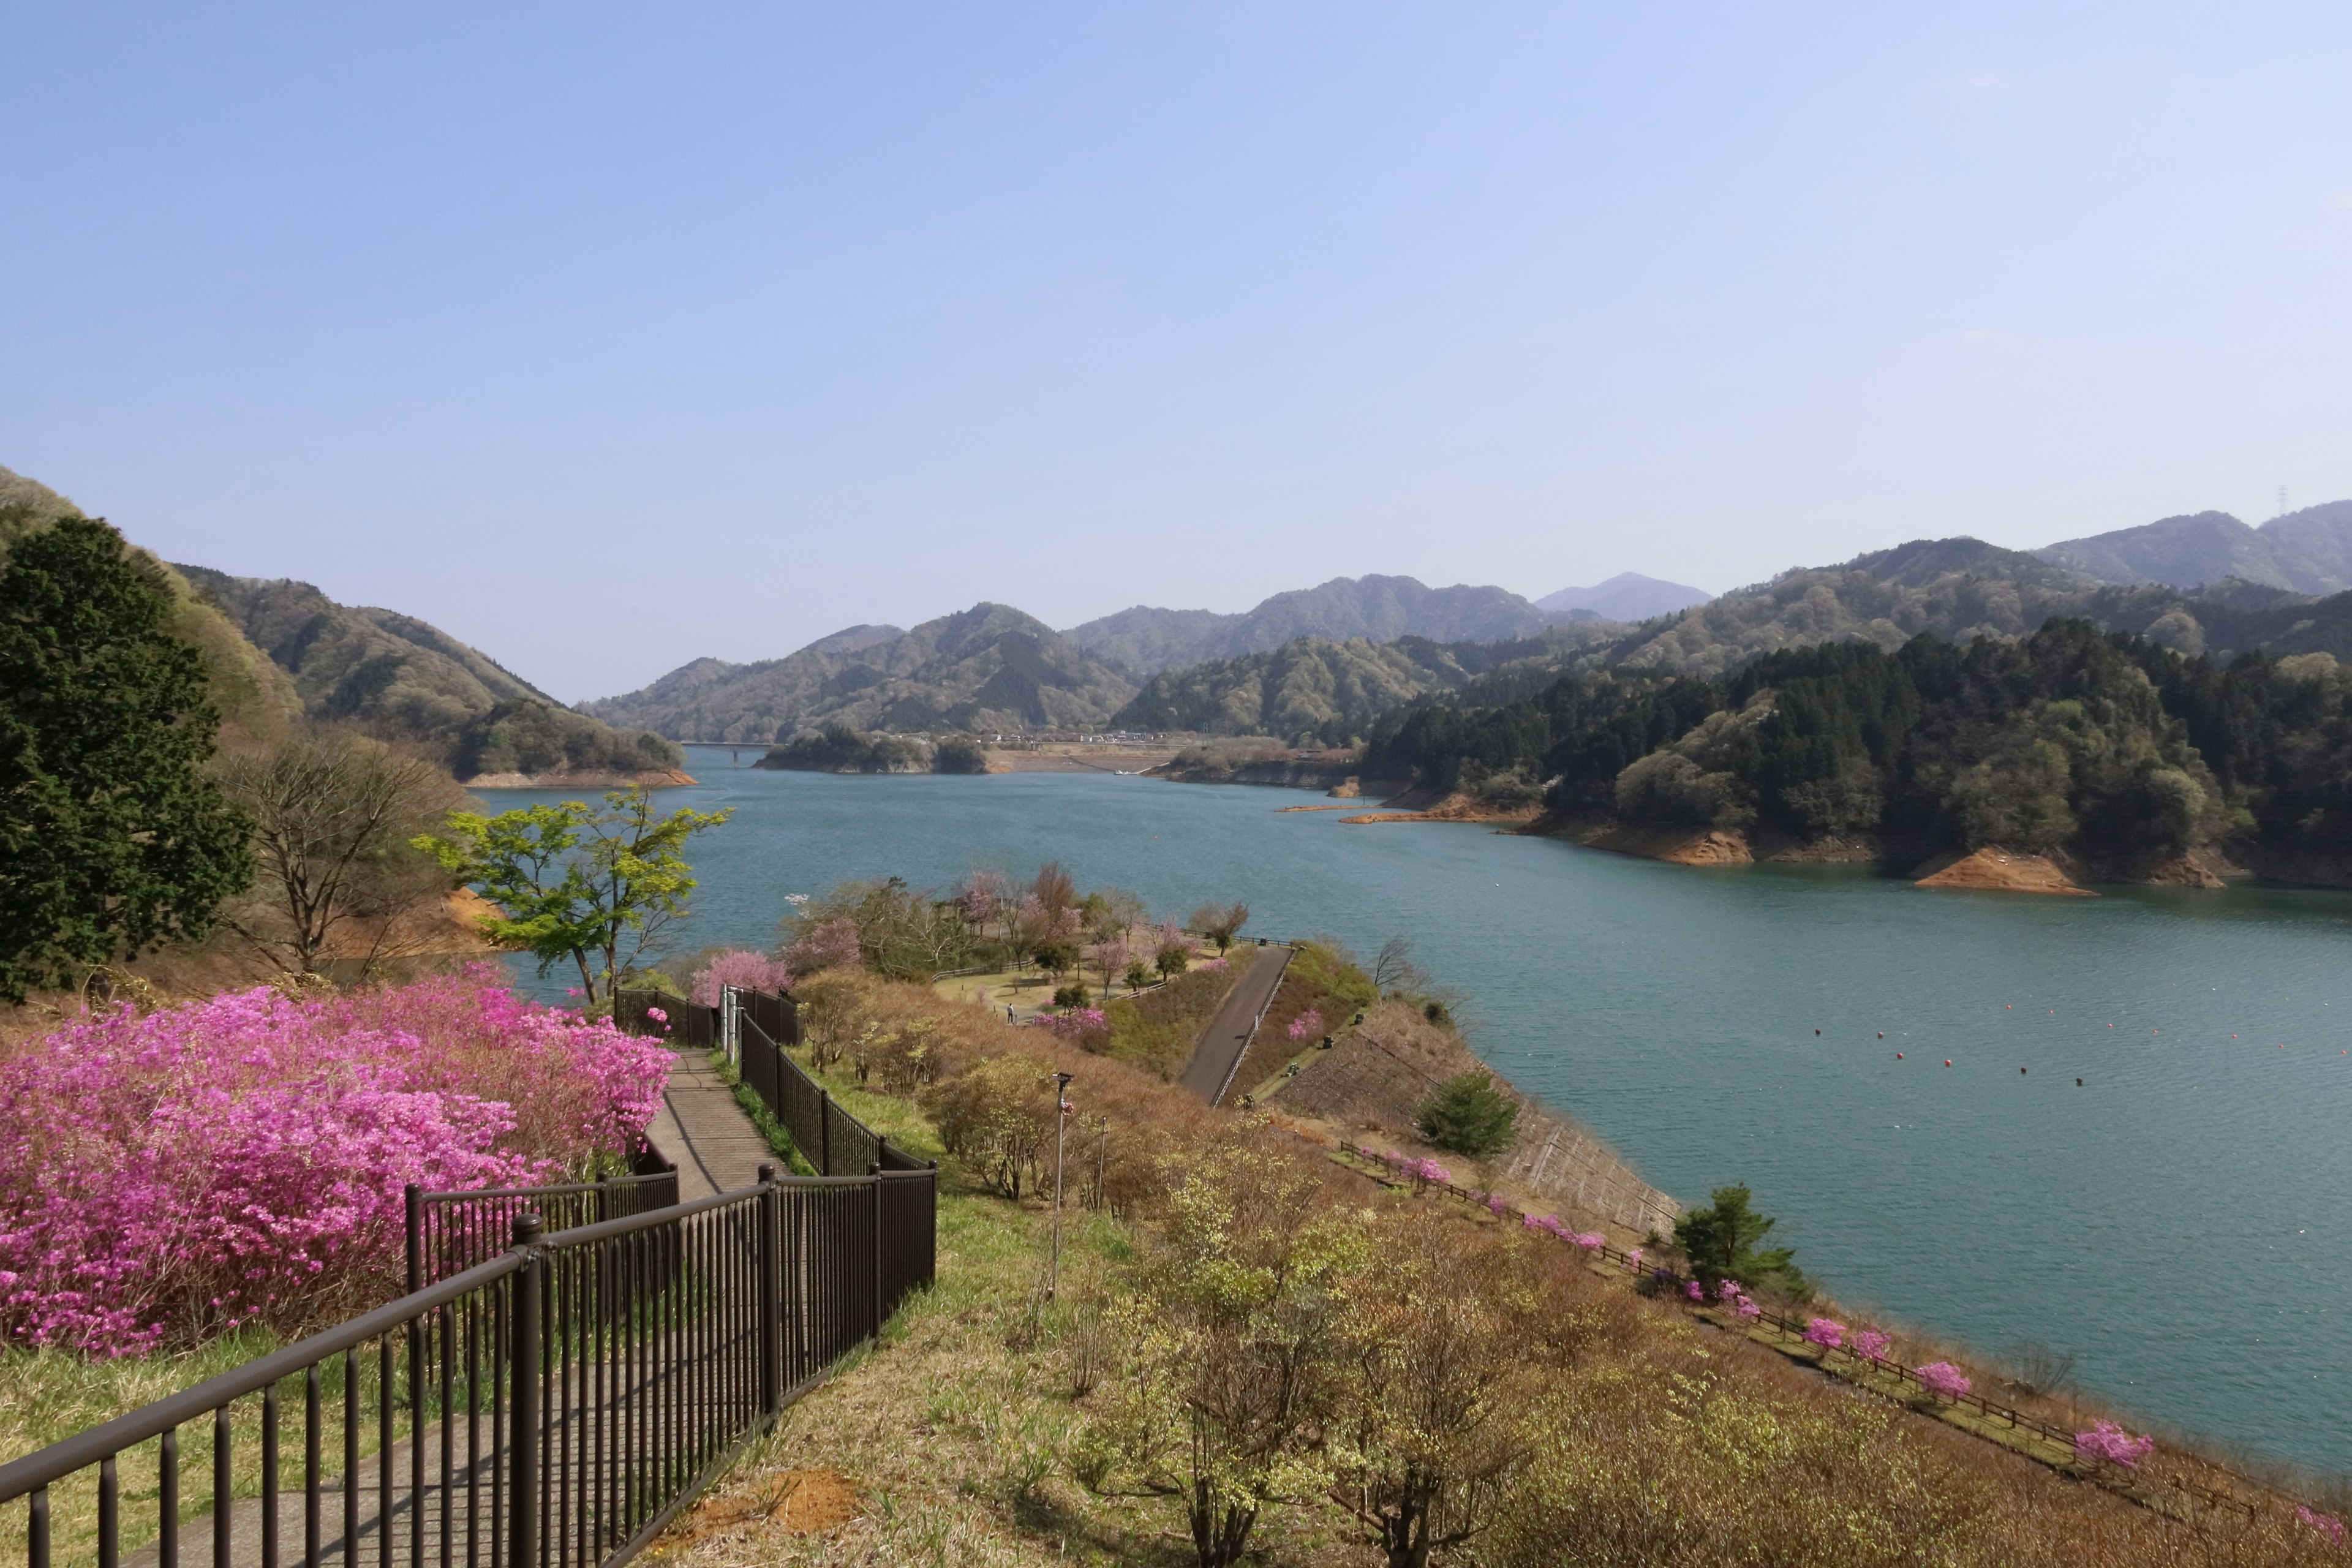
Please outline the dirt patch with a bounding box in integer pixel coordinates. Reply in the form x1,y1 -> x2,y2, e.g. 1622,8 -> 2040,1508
1340,792 -> 1541,826
1913,847 -> 2094,896
667,1469 -> 861,1548
1583,823 -> 1754,864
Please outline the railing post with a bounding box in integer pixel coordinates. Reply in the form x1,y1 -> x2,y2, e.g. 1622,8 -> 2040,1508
819,1090 -> 832,1176
757,1164 -> 782,1415
868,1164 -> 884,1341
404,1183 -> 423,1296
508,1212 -> 543,1568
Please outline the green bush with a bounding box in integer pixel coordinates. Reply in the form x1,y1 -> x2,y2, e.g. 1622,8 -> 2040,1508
1415,1071 -> 1520,1157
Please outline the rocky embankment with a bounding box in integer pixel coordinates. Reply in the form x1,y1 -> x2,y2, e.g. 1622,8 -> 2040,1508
1257,999 -> 1680,1239
1338,787 -> 1542,826
464,767 -> 699,790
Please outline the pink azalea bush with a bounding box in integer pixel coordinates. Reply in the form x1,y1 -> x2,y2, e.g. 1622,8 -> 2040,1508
1285,1008 -> 1324,1042
689,949 -> 794,1007
0,968 -> 671,1355
1915,1362 -> 1972,1400
2073,1420 -> 2155,1470
1734,1295 -> 1763,1320
1033,1008 -> 1110,1049
1853,1329 -> 1893,1362
2296,1506 -> 2346,1547
1803,1317 -> 1845,1351
1684,1279 -> 1706,1302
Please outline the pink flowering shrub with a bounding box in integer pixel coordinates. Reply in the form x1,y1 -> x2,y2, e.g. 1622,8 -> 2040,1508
783,916 -> 862,976
689,949 -> 794,1007
1199,957 -> 1229,973
1853,1329 -> 1893,1362
1684,1279 -> 1706,1302
2296,1506 -> 2346,1547
1915,1362 -> 1972,1400
0,968 -> 671,1354
1803,1317 -> 1845,1351
1567,1232 -> 1605,1250
2073,1420 -> 2154,1469
1033,1008 -> 1110,1049
1284,1008 -> 1324,1042
1715,1278 -> 1744,1303
1735,1295 -> 1762,1320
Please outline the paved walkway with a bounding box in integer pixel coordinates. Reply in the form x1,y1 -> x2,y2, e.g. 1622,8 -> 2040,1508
643,1048 -> 775,1200
1178,945 -> 1292,1105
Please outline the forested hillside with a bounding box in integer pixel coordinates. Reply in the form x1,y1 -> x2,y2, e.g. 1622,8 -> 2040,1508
1064,573 -> 1564,675
176,566 -> 680,782
1109,625 -> 1620,747
585,604 -> 1136,740
1369,619 -> 2352,882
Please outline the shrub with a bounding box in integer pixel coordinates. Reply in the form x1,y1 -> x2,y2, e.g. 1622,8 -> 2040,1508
0,969 -> 671,1352
1416,1071 -> 1520,1158
921,1052 -> 1058,1199
2072,1420 -> 2154,1469
688,949 -> 794,1007
1915,1362 -> 1972,1400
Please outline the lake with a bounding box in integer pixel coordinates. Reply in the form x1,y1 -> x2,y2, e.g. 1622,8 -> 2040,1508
492,752 -> 2352,1473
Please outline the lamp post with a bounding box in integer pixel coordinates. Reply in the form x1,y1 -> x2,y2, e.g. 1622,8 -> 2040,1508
1049,1071 -> 1074,1300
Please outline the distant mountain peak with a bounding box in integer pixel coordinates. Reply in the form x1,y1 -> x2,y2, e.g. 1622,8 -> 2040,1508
1536,571 -> 1710,622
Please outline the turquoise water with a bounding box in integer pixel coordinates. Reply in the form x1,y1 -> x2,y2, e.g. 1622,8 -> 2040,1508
493,752 -> 2352,1472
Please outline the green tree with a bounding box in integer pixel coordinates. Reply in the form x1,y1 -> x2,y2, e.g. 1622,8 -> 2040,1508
1672,1184 -> 1804,1295
1415,1072 -> 1520,1158
415,786 -> 730,1004
0,518 -> 253,999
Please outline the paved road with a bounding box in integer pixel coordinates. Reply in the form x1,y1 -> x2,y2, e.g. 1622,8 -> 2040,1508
643,1049 -> 775,1200
1178,946 -> 1292,1106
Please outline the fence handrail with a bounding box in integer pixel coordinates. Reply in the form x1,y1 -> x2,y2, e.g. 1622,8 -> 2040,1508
0,1249 -> 524,1502
412,1170 -> 676,1206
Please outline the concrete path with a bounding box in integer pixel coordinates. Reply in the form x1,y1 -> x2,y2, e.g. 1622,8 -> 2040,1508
642,1049 -> 775,1200
1178,946 -> 1292,1106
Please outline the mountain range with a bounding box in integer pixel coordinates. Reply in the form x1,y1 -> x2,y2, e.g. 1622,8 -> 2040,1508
1063,574 -> 1570,676
2033,502 -> 2352,594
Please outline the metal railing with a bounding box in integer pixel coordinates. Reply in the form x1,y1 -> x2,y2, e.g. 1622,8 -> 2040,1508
731,1012 -> 928,1178
0,1164 -> 937,1568
406,1173 -> 680,1291
610,993 -> 717,1052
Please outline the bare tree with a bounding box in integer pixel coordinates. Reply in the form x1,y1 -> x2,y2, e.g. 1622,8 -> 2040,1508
1192,902 -> 1250,954
2005,1340 -> 2078,1400
1373,936 -> 1428,995
218,730 -> 468,979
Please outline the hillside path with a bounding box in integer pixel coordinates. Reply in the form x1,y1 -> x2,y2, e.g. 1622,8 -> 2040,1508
643,1048 -> 773,1200
1179,946 -> 1292,1106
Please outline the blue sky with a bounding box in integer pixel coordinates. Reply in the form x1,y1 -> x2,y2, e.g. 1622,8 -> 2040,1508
6,3 -> 2349,701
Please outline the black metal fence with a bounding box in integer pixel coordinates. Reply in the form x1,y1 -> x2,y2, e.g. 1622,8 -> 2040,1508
406,1173 -> 680,1291
0,1165 -> 937,1568
609,993 -> 716,1052
733,1014 -> 927,1177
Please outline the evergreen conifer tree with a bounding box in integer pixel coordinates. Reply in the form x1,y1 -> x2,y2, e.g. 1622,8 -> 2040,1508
0,518 -> 252,998
1415,1070 -> 1520,1157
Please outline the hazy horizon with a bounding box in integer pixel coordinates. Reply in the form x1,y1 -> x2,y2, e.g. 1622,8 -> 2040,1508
7,4 -> 2348,701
